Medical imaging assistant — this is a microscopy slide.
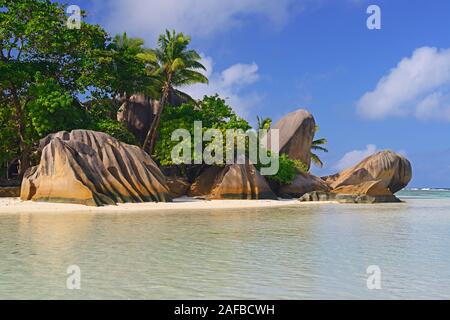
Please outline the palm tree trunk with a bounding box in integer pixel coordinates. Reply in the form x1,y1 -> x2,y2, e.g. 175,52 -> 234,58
142,85 -> 169,154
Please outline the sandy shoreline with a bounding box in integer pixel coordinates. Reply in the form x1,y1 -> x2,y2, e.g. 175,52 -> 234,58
0,196 -> 326,214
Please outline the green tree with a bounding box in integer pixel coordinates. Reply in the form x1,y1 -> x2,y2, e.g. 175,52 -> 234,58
93,119 -> 138,145
108,32 -> 161,101
142,30 -> 209,153
0,0 -> 109,175
27,74 -> 90,137
154,95 -> 250,165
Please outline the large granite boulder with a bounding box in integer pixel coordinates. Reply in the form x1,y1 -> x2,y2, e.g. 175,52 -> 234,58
324,150 -> 412,194
262,109 -> 316,169
117,94 -> 159,145
166,177 -> 191,198
188,164 -> 277,200
21,130 -> 172,206
188,166 -> 223,198
305,150 -> 413,203
279,172 -> 330,198
117,90 -> 189,144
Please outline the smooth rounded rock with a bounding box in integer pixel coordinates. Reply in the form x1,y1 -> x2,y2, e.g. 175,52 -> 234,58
21,130 -> 172,206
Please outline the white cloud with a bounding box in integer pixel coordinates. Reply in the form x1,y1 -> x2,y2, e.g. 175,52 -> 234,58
356,47 -> 450,121
100,0 -> 301,40
334,144 -> 377,171
182,55 -> 262,118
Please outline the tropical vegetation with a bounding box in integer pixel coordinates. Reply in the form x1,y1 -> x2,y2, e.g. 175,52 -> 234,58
0,0 -> 325,187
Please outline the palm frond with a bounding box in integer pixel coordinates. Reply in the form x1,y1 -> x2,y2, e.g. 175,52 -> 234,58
310,153 -> 324,168
312,138 -> 328,146
172,69 -> 209,86
311,145 -> 329,153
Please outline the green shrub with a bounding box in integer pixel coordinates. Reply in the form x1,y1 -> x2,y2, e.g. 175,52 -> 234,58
261,153 -> 307,185
154,95 -> 251,165
93,119 -> 138,145
27,74 -> 90,138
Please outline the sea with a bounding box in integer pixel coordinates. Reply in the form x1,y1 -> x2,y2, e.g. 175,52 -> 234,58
0,189 -> 449,299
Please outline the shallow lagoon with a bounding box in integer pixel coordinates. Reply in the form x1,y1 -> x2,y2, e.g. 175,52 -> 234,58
0,190 -> 449,299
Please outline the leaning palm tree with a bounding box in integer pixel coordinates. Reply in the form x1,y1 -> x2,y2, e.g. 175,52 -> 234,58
310,126 -> 328,168
142,30 -> 209,153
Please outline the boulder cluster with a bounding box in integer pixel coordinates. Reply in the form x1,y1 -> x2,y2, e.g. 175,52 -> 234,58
16,108 -> 412,206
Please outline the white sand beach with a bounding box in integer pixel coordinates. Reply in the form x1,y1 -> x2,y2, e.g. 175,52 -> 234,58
0,196 -> 318,214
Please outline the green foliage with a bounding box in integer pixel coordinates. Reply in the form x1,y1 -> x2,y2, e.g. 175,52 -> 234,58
257,152 -> 308,185
1,0 -> 314,190
93,119 -> 138,145
0,0 -> 112,174
0,102 -> 19,169
27,74 -> 89,137
256,116 -> 272,131
154,95 -> 250,165
153,30 -> 209,88
142,29 -> 209,151
310,125 -> 329,168
98,32 -> 160,99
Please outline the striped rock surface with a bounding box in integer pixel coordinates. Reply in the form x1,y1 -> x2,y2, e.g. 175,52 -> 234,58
21,130 -> 171,206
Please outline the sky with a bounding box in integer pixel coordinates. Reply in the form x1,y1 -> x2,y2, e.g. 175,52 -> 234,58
73,0 -> 450,188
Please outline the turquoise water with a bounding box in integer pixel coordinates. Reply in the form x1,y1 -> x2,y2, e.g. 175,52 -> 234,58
0,190 -> 449,299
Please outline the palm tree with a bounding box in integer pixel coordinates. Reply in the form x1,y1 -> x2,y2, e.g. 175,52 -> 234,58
310,126 -> 328,168
111,33 -> 145,100
257,116 -> 272,131
113,32 -> 145,54
142,30 -> 209,153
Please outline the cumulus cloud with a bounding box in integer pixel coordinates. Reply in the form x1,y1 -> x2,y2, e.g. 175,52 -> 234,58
182,55 -> 262,118
99,0 -> 302,40
356,47 -> 450,121
334,144 -> 377,171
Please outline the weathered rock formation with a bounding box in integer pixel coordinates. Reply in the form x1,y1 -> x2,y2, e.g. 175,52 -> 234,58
188,164 -> 277,200
279,172 -> 330,198
301,150 -> 412,203
117,94 -> 159,145
117,90 -> 189,144
21,130 -> 172,206
299,191 -> 401,204
324,150 -> 412,194
166,177 -> 191,198
262,109 -> 316,169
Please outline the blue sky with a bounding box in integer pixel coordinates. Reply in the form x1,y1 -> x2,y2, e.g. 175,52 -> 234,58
74,0 -> 450,187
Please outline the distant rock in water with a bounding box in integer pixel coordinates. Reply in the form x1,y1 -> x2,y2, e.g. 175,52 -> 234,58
21,130 -> 172,206
188,163 -> 277,200
299,190 -> 402,204
279,172 -> 330,198
324,150 -> 412,193
262,109 -> 316,169
303,150 -> 413,203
